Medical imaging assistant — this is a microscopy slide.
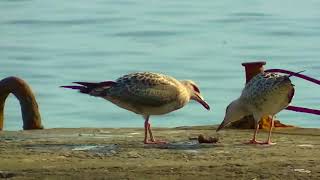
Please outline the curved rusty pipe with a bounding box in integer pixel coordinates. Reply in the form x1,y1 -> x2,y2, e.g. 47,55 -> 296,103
0,76 -> 43,130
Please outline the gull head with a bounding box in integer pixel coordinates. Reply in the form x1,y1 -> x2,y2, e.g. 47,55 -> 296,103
216,99 -> 248,131
181,80 -> 210,110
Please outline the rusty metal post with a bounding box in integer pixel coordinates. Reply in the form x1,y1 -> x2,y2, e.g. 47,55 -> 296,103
0,76 -> 43,130
242,61 -> 266,84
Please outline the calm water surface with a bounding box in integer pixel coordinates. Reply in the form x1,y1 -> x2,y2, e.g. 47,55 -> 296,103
1,0 -> 319,130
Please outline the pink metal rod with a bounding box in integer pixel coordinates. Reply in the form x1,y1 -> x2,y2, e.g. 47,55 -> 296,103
265,68 -> 320,85
287,106 -> 320,115
265,68 -> 320,115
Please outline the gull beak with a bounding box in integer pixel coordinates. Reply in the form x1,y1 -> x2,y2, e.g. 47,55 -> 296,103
194,94 -> 210,110
216,120 -> 227,132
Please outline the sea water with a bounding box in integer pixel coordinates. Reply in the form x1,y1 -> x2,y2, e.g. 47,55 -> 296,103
1,0 -> 319,130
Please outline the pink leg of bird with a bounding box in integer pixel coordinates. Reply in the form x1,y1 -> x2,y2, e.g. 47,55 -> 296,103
147,123 -> 155,142
246,122 -> 263,144
143,115 -> 167,144
262,116 -> 276,145
144,119 -> 149,144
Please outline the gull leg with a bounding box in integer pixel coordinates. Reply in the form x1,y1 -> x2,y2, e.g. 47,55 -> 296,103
143,115 -> 166,144
246,120 -> 263,144
147,122 -> 155,142
148,122 -> 167,144
143,116 -> 149,144
263,116 -> 276,145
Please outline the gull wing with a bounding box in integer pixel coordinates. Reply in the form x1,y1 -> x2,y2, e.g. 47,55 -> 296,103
240,72 -> 293,107
106,72 -> 181,107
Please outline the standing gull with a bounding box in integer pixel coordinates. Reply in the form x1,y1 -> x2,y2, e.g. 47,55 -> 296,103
61,72 -> 210,144
216,72 -> 295,145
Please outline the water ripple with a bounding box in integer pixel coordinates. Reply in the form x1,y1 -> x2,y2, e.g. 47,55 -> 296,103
60,51 -> 147,57
5,17 -> 130,26
114,30 -> 183,37
231,12 -> 272,17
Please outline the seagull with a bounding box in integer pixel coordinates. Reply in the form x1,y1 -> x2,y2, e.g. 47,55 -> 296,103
216,72 -> 295,145
61,72 -> 210,144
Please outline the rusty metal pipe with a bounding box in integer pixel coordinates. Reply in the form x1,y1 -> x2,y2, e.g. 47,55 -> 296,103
0,76 -> 43,130
241,61 -> 266,84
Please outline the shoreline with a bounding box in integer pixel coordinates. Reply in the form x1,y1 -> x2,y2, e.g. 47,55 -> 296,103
0,126 -> 319,179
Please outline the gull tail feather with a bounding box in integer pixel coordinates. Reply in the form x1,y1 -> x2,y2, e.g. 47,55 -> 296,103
61,81 -> 116,95
288,70 -> 306,78
60,85 -> 83,90
60,84 -> 92,94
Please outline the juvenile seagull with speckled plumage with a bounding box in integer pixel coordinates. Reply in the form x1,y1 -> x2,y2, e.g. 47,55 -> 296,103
217,72 -> 295,145
61,72 -> 210,144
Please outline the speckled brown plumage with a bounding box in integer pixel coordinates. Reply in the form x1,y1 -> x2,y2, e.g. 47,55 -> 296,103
218,72 -> 295,145
241,72 -> 295,116
86,72 -> 191,115
62,72 -> 210,144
